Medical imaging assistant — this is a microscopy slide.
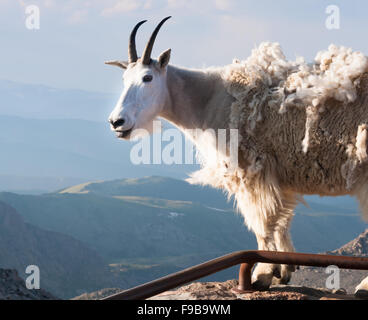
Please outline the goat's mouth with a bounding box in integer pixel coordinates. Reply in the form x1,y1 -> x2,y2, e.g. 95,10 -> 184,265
115,128 -> 133,139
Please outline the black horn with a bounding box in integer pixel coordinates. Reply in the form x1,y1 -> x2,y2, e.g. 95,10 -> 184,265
142,16 -> 171,65
128,20 -> 147,63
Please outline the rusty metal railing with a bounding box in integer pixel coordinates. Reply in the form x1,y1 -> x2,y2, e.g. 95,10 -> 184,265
102,250 -> 368,300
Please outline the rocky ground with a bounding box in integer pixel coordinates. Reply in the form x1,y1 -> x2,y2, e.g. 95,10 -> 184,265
75,279 -> 367,300
0,269 -> 56,300
148,280 -> 365,300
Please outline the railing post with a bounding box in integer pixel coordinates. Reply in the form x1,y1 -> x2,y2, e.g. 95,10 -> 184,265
233,262 -> 255,293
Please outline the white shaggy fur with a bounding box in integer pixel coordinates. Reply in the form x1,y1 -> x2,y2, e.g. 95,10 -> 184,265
221,43 -> 368,153
235,43 -> 368,111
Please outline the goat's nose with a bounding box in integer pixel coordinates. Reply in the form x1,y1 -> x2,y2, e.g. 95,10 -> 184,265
110,118 -> 125,129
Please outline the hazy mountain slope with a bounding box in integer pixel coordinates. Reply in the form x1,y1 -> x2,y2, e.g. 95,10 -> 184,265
0,80 -> 113,121
304,195 -> 359,213
0,269 -> 56,300
291,212 -> 365,252
1,177 -> 366,263
59,176 -> 367,252
0,175 -> 86,195
60,176 -> 360,214
0,201 -> 117,299
0,116 -> 197,184
0,192 -> 255,261
60,176 -> 233,209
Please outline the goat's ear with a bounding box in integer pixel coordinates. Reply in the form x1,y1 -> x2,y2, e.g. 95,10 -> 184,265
158,49 -> 171,69
105,60 -> 129,69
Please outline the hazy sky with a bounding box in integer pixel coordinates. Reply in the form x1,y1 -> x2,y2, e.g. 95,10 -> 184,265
0,0 -> 367,93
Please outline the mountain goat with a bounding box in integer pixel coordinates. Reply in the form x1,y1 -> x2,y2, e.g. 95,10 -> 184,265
106,17 -> 368,295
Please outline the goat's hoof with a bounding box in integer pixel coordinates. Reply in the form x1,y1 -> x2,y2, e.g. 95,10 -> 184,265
281,264 -> 295,283
355,290 -> 368,299
272,264 -> 294,285
251,263 -> 279,290
355,277 -> 368,299
252,279 -> 271,291
273,267 -> 281,279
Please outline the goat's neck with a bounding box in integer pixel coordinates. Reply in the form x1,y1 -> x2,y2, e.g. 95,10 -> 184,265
160,65 -> 232,132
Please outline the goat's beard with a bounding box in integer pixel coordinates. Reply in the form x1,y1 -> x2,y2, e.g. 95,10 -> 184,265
129,117 -> 162,140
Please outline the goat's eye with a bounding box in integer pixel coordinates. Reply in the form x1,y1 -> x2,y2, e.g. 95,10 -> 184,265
143,75 -> 153,83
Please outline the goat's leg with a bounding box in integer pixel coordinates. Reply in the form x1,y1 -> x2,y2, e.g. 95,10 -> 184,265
237,198 -> 281,289
251,232 -> 281,290
354,183 -> 368,222
353,185 -> 368,298
236,175 -> 287,290
272,227 -> 296,285
272,192 -> 297,284
237,207 -> 281,290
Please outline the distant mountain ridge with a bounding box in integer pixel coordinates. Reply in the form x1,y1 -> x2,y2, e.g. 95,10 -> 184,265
59,176 -> 232,208
329,229 -> 368,257
0,175 -> 86,195
0,201 -> 118,298
0,269 -> 56,300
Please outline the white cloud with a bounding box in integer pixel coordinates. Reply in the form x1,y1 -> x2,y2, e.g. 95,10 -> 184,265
13,0 -> 233,22
43,0 -> 56,8
214,0 -> 232,11
67,9 -> 88,24
17,0 -> 56,8
167,0 -> 233,11
143,0 -> 153,10
101,0 -> 143,16
16,0 -> 146,19
0,0 -> 13,7
167,0 -> 189,8
16,0 -> 153,22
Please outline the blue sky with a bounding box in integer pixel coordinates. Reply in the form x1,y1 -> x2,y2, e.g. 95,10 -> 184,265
0,0 -> 367,93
